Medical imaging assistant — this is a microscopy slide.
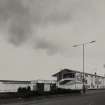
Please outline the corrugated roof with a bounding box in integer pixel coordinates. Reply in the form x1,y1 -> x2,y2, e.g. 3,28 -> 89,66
0,80 -> 31,84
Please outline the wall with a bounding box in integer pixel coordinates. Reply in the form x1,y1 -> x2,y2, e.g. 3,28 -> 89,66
0,82 -> 32,92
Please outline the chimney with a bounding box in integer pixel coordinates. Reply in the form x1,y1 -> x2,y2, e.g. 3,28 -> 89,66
95,72 -> 97,78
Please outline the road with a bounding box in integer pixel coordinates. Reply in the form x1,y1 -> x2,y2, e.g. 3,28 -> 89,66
1,90 -> 105,105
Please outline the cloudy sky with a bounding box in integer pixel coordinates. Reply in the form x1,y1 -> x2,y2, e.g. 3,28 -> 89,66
0,0 -> 105,80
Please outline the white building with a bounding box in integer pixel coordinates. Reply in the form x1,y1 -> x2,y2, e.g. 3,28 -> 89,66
52,69 -> 105,90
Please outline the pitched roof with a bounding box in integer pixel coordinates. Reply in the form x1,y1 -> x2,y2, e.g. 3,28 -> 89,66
52,68 -> 105,78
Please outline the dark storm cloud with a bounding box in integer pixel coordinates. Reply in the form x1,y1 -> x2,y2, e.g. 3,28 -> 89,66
35,37 -> 61,55
0,0 -> 31,45
0,0 -> 71,53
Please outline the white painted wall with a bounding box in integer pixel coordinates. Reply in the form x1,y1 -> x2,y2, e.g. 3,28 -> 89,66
44,84 -> 51,92
0,82 -> 32,92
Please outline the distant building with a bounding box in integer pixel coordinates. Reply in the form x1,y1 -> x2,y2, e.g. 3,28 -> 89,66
0,79 -> 56,93
52,68 -> 105,90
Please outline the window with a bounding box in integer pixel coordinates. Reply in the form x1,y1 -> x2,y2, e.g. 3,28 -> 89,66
85,80 -> 87,84
63,73 -> 75,78
85,74 -> 88,77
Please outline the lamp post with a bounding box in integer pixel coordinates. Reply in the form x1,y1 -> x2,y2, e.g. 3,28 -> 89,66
73,40 -> 96,93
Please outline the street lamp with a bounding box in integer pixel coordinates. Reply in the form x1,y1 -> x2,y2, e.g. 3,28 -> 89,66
73,40 -> 96,93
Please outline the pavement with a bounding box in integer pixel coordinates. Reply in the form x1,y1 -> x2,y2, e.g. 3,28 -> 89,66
1,89 -> 105,105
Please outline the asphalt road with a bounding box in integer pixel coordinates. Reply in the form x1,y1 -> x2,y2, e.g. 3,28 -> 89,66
1,90 -> 105,105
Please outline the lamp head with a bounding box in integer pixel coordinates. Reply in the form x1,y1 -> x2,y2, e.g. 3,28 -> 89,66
90,40 -> 96,43
72,45 -> 79,47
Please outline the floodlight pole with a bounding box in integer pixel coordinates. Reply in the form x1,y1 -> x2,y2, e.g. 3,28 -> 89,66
83,43 -> 85,93
73,40 -> 96,94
